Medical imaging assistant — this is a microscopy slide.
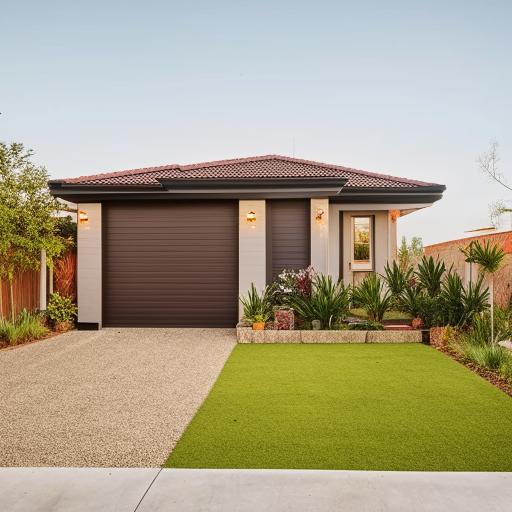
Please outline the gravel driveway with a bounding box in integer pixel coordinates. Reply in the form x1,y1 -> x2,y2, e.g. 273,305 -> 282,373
0,328 -> 236,467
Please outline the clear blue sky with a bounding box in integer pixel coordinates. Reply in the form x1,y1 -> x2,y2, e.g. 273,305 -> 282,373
1,0 -> 511,244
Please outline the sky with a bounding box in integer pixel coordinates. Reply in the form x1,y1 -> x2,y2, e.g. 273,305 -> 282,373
1,0 -> 511,245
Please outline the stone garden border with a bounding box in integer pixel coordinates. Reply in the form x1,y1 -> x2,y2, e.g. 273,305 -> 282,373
237,327 -> 423,344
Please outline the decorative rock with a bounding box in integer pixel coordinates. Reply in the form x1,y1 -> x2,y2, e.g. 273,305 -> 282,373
366,330 -> 422,344
274,309 -> 295,330
301,330 -> 366,344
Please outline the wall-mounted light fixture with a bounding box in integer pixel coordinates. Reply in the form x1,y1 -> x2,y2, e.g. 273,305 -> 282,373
246,211 -> 256,223
315,208 -> 325,223
78,210 -> 89,224
389,209 -> 401,222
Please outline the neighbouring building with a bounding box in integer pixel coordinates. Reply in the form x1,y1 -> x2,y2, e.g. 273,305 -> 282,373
49,155 -> 445,328
424,230 -> 512,308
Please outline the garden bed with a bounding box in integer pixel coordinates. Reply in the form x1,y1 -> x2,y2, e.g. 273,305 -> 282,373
237,326 -> 422,344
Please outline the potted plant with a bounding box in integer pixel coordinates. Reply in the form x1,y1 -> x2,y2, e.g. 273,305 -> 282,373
251,313 -> 268,331
239,283 -> 273,330
46,292 -> 77,332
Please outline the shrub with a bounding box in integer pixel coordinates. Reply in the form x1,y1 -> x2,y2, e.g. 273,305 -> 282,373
47,292 -> 77,325
285,274 -> 350,329
352,273 -> 391,322
461,343 -> 510,371
415,256 -> 446,297
239,284 -> 273,323
273,267 -> 315,305
0,309 -> 48,345
348,320 -> 384,331
383,260 -> 412,306
438,273 -> 489,328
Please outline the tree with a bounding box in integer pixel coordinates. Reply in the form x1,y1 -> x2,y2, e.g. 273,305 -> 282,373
397,236 -> 423,271
0,142 -> 65,320
479,141 -> 512,227
460,240 -> 505,345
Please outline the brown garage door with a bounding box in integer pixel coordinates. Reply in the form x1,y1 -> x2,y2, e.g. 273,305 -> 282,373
266,199 -> 311,283
102,201 -> 239,327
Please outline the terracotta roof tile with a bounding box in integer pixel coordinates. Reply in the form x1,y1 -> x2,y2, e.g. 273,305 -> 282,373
55,155 -> 441,189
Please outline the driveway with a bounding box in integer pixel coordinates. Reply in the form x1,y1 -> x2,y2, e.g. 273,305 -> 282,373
0,328 -> 236,467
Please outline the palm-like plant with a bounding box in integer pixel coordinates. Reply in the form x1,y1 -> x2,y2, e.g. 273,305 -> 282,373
285,274 -> 350,329
383,260 -> 413,306
352,273 -> 392,322
415,255 -> 446,297
239,283 -> 274,323
460,240 -> 505,344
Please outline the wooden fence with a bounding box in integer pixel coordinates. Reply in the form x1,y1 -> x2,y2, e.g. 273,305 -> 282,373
0,250 -> 77,319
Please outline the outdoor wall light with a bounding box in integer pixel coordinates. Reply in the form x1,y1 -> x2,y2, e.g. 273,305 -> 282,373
78,210 -> 89,224
246,211 -> 256,223
315,208 -> 325,222
390,209 -> 401,222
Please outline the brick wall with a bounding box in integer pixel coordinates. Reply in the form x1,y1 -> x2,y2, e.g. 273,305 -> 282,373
424,231 -> 512,308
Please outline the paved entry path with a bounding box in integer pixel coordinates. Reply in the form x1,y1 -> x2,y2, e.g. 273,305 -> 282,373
0,328 -> 236,467
0,468 -> 510,512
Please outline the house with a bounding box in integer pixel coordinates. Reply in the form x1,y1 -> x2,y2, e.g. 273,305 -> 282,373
49,155 -> 445,328
424,229 -> 512,308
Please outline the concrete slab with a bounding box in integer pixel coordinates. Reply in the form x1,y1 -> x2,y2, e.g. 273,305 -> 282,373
139,469 -> 512,512
0,467 -> 159,512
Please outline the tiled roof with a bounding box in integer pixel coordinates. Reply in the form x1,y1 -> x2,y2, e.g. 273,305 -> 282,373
56,155 -> 440,189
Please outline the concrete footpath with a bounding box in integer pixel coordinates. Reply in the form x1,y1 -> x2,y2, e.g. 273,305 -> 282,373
1,468 -> 511,512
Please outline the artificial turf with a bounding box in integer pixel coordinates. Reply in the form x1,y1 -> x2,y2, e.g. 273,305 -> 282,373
165,344 -> 512,471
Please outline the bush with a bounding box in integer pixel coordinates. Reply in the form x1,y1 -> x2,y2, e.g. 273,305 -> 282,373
352,273 -> 391,322
0,309 -> 48,345
285,274 -> 350,329
239,284 -> 274,323
383,260 -> 412,306
461,343 -> 510,371
415,256 -> 446,296
348,320 -> 384,331
272,267 -> 315,305
438,273 -> 489,328
47,292 -> 77,325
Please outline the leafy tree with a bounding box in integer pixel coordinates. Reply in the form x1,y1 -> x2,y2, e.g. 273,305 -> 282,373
0,143 -> 65,320
460,240 -> 505,345
397,236 -> 423,271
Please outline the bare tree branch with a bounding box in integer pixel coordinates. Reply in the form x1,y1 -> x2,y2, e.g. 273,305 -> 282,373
478,141 -> 512,192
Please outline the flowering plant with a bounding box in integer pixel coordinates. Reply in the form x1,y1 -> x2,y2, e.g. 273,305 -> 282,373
273,266 -> 315,305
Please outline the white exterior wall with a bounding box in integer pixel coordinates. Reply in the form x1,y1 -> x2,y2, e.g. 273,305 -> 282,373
310,198 -> 329,274
77,203 -> 102,326
239,200 -> 266,318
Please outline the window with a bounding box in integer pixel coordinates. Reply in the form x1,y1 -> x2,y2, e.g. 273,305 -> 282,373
352,216 -> 373,271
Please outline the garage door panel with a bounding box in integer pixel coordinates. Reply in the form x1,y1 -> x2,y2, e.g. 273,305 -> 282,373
103,201 -> 239,327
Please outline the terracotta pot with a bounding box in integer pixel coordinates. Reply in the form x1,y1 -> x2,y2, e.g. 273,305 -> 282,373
252,322 -> 266,331
54,320 -> 73,333
411,317 -> 424,330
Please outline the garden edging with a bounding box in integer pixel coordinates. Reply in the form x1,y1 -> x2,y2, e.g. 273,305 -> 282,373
236,327 -> 422,344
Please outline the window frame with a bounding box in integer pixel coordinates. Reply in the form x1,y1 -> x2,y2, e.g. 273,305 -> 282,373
351,215 -> 374,271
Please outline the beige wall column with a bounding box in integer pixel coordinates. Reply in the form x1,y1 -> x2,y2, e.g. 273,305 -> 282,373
239,200 -> 266,319
310,198 -> 329,274
77,203 -> 102,327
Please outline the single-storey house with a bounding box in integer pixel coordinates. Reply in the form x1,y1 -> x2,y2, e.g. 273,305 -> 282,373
49,155 -> 445,329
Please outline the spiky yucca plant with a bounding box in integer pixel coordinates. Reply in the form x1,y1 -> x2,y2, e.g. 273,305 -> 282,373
460,240 -> 505,344
352,273 -> 392,322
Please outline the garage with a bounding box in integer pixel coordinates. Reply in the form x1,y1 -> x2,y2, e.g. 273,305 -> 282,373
102,200 -> 239,327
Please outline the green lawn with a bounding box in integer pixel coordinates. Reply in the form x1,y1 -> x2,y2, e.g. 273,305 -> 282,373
166,344 -> 512,471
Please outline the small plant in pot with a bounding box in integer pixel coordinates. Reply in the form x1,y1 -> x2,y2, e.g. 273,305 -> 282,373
46,292 -> 77,332
251,313 -> 269,331
240,283 -> 273,330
